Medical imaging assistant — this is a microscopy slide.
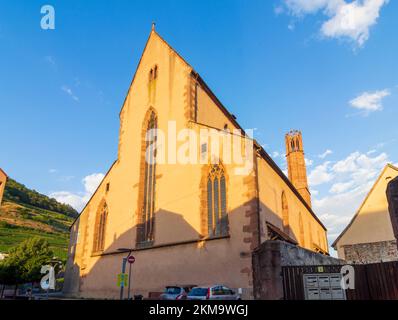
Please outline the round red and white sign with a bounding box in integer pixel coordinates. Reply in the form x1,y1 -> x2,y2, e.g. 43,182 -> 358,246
127,255 -> 135,264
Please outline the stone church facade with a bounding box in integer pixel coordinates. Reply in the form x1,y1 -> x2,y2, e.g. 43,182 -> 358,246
64,28 -> 328,299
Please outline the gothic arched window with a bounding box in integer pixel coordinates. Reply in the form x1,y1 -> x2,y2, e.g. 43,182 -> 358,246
137,111 -> 157,245
93,201 -> 108,253
281,191 -> 289,234
207,164 -> 228,237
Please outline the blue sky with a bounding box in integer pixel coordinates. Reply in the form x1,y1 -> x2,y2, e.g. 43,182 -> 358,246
0,0 -> 397,250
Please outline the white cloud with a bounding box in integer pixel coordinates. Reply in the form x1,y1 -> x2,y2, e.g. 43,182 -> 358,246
272,151 -> 280,158
331,152 -> 360,173
349,89 -> 390,114
310,150 -> 391,250
367,149 -> 377,155
318,149 -> 333,159
313,180 -> 374,235
48,169 -> 57,174
49,191 -> 89,212
308,162 -> 334,186
321,0 -> 389,47
282,0 -> 389,47
83,173 -> 105,194
305,158 -> 314,166
319,213 -> 352,230
285,0 -> 342,15
49,173 -> 104,212
332,151 -> 388,174
61,85 -> 79,102
329,181 -> 355,194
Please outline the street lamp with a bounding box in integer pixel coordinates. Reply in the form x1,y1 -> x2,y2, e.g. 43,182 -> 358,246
117,248 -> 133,300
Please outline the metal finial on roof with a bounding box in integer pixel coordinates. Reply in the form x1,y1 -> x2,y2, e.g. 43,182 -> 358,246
152,22 -> 156,31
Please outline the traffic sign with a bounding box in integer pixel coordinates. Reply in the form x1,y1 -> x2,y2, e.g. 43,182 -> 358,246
117,273 -> 128,287
127,255 -> 135,264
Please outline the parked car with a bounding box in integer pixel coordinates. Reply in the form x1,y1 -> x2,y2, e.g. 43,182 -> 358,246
160,285 -> 196,300
187,285 -> 241,300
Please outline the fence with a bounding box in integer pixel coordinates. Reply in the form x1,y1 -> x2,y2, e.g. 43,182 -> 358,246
281,261 -> 398,300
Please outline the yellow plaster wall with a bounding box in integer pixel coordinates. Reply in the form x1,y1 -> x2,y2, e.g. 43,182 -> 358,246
335,166 -> 397,260
257,157 -> 328,252
0,170 -> 6,206
196,84 -> 238,131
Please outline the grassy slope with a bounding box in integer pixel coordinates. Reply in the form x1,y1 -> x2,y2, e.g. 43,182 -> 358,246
0,201 -> 74,260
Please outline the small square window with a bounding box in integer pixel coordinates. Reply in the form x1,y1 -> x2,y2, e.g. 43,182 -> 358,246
106,183 -> 110,192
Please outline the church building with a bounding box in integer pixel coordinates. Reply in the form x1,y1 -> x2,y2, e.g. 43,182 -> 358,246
64,27 -> 328,299
0,168 -> 7,206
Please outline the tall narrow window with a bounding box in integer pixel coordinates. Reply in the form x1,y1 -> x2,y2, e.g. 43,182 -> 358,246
93,201 -> 108,253
137,111 -> 157,245
281,191 -> 289,234
148,65 -> 158,104
207,164 -> 228,237
154,65 -> 158,79
299,212 -> 305,246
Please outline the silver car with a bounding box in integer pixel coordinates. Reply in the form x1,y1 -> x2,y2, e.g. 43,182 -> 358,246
187,285 -> 241,300
160,286 -> 193,300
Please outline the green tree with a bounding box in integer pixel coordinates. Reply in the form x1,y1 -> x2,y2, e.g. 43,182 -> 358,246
0,237 -> 54,296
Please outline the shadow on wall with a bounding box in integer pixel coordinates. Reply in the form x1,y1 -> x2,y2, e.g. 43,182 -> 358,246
63,199 -> 325,299
387,177 -> 398,243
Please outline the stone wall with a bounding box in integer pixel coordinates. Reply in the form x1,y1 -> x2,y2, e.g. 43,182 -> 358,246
343,240 -> 398,264
252,240 -> 342,300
